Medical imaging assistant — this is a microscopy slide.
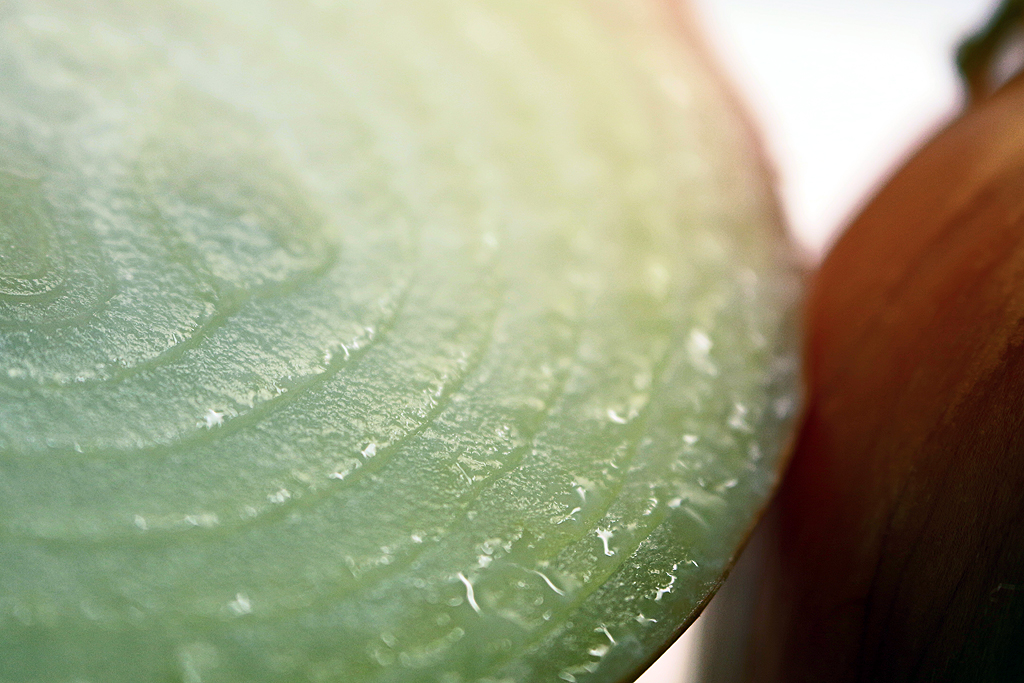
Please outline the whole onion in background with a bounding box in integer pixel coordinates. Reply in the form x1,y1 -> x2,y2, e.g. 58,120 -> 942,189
695,4 -> 1024,680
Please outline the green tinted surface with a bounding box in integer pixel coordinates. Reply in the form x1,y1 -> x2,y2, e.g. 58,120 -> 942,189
0,1 -> 801,681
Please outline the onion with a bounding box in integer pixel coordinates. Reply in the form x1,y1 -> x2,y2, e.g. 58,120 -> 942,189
699,33 -> 1024,683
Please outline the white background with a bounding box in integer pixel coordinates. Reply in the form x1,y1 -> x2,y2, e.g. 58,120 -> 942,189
637,0 -> 998,681
690,0 -> 997,257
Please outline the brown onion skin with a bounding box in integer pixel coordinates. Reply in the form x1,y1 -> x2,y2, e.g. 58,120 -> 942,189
703,72 -> 1024,681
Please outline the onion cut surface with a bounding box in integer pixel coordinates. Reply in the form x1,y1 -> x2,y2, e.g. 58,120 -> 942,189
0,1 -> 801,681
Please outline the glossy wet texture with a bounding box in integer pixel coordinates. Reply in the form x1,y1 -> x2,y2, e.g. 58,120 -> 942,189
0,1 -> 801,681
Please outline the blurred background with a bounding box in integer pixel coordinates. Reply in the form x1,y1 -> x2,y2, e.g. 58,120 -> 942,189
637,0 -> 998,680
692,0 -> 997,257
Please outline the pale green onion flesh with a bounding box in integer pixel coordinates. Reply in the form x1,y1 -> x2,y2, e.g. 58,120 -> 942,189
0,1 -> 801,681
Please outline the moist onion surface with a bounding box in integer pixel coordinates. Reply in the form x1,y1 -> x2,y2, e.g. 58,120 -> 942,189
0,1 -> 801,681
